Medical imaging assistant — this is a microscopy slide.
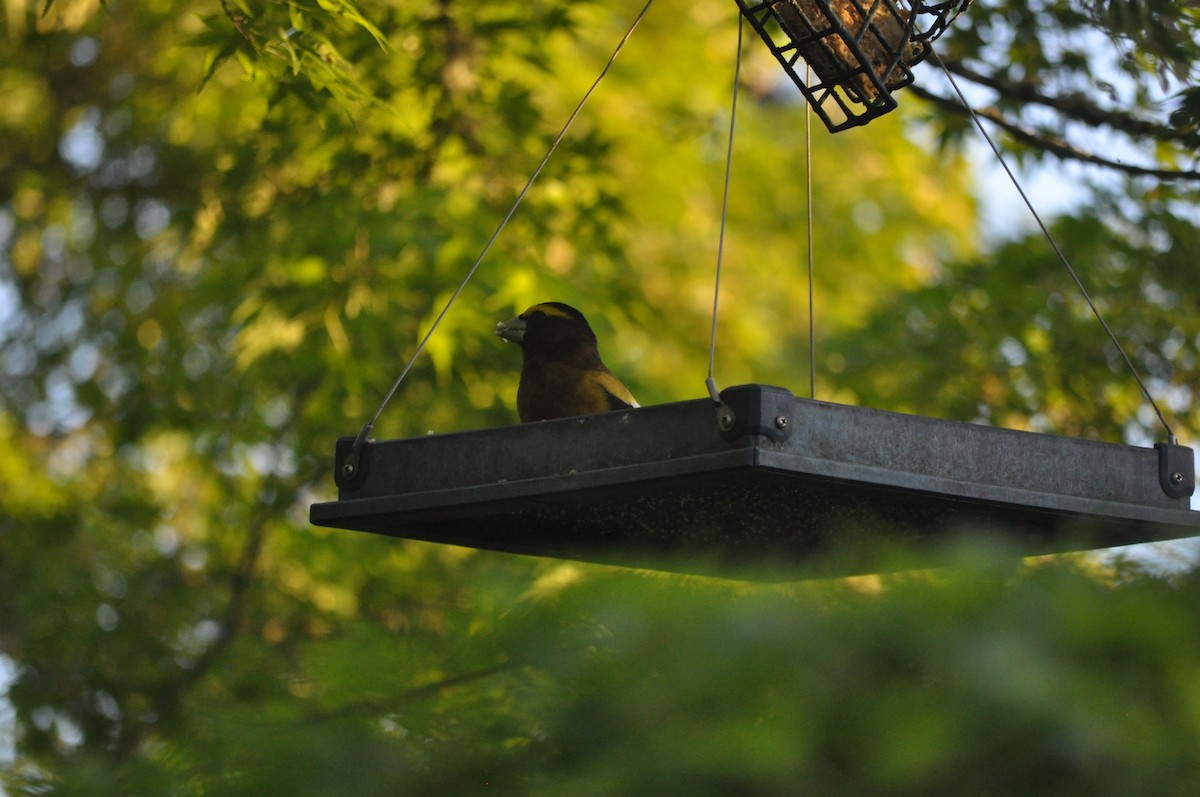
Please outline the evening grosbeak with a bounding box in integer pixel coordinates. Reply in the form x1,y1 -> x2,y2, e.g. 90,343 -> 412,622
494,302 -> 639,422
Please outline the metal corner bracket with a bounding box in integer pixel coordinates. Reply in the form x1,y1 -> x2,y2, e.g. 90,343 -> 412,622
1155,441 -> 1195,499
716,384 -> 795,443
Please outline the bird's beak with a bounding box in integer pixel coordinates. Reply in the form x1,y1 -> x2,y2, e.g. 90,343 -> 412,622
494,316 -> 526,344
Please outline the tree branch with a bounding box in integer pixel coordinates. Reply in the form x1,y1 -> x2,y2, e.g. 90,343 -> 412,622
219,0 -> 257,46
306,660 -> 527,722
908,84 -> 1200,183
936,57 -> 1195,146
400,661 -> 520,700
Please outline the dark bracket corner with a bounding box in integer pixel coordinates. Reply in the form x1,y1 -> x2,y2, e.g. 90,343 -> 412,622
1155,441 -> 1195,500
334,435 -> 370,493
716,384 -> 795,443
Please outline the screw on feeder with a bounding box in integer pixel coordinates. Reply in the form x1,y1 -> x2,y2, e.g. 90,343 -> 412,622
775,415 -> 789,431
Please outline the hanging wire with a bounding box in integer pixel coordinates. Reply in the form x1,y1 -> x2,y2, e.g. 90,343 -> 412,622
344,0 -> 657,470
925,46 -> 1177,444
805,62 -> 816,401
706,12 -> 744,405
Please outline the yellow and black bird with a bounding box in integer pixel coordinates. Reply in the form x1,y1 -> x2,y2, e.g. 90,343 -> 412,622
494,302 -> 639,422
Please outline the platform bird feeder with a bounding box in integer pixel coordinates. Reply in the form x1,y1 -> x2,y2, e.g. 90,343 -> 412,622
735,0 -> 972,131
310,385 -> 1198,581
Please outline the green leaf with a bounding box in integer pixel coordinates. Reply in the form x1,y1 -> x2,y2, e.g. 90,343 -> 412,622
315,0 -> 390,52
199,41 -> 239,91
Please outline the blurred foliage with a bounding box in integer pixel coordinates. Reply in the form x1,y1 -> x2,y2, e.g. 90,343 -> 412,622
832,204 -> 1200,443
1,0 -> 1199,793
928,0 -> 1200,169
12,542 -> 1200,795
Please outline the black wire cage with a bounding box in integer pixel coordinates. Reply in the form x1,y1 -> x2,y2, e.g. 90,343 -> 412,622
736,0 -> 972,131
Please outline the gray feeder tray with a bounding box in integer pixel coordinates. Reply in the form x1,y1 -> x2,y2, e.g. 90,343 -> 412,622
310,384 -> 1198,579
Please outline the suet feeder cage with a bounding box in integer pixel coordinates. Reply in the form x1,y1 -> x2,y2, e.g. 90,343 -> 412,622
311,385 -> 1199,580
735,0 -> 972,131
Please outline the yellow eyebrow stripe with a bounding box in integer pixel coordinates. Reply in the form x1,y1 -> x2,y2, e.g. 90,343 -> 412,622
524,303 -> 573,320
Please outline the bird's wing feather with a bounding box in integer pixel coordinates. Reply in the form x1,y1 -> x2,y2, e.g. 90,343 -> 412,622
595,371 -> 639,410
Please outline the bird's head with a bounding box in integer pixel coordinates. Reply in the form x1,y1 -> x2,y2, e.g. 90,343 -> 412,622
494,302 -> 598,355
